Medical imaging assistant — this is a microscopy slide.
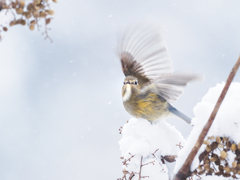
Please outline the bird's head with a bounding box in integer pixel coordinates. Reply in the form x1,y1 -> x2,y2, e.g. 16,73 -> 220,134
122,76 -> 139,101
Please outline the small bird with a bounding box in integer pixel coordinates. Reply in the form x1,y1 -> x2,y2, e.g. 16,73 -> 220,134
117,24 -> 201,124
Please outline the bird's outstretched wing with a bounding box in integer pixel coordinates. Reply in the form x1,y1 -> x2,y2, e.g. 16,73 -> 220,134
153,73 -> 202,103
117,24 -> 173,87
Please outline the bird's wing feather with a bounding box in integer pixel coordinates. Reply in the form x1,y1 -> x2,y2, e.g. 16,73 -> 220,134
153,73 -> 202,103
117,24 -> 173,87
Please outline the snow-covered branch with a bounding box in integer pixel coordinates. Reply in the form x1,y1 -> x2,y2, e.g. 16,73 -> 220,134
174,56 -> 240,180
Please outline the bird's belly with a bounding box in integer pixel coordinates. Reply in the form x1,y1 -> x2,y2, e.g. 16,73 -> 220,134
123,94 -> 170,121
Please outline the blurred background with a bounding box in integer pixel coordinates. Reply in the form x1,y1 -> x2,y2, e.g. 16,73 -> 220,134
0,0 -> 240,179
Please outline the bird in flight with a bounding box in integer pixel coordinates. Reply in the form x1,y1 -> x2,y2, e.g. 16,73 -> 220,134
117,24 -> 201,124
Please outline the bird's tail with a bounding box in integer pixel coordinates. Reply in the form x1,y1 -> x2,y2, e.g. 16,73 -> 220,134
168,106 -> 191,124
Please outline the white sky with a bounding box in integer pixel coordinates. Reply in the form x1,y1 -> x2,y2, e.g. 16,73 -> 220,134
0,0 -> 240,179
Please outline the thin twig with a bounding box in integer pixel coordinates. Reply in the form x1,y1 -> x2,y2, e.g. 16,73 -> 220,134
142,161 -> 155,166
176,142 -> 183,149
42,18 -> 52,43
139,156 -> 143,180
174,56 -> 240,180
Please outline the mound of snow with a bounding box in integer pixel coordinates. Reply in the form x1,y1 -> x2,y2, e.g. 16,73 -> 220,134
119,118 -> 186,179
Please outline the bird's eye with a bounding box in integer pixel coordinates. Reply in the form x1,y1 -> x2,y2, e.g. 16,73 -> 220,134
123,82 -> 125,85
135,81 -> 138,85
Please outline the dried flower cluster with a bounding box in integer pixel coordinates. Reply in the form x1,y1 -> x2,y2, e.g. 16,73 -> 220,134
0,0 -> 57,42
192,136 -> 240,179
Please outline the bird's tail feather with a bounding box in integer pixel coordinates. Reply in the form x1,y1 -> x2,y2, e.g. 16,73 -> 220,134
168,106 -> 191,124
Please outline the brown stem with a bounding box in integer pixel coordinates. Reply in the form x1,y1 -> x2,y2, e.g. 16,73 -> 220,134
173,55 -> 240,180
139,156 -> 143,180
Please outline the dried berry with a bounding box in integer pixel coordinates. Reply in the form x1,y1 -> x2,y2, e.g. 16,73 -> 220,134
9,20 -> 17,26
210,168 -> 214,173
16,7 -> 23,14
206,145 -> 211,152
208,136 -> 214,140
210,157 -> 217,162
223,137 -> 228,142
220,151 -> 227,159
25,12 -> 32,19
219,165 -> 224,172
30,20 -> 36,25
34,0 -> 41,5
29,24 -> 35,31
46,9 -> 54,15
33,5 -> 40,11
218,144 -> 224,148
197,165 -> 202,170
223,166 -> 231,173
122,169 -> 129,175
19,1 -> 25,8
163,155 -> 177,163
39,11 -> 47,18
46,18 -> 51,25
199,151 -> 207,162
3,27 -> 8,31
203,140 -> 210,145
227,141 -> 232,150
198,170 -> 205,175
33,11 -> 40,18
38,4 -> 45,9
204,158 -> 210,164
20,19 -> 26,25
216,136 -> 221,143
204,164 -> 210,171
211,142 -> 218,150
215,158 -> 220,165
27,3 -> 34,11
231,143 -> 237,151
232,168 -> 237,174
11,2 -> 17,8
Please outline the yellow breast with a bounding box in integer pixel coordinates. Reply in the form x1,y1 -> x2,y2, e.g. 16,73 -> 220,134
123,85 -> 170,121
137,94 -> 157,115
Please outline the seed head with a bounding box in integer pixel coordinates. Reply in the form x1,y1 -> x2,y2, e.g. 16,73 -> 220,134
220,151 -> 227,159
16,7 -> 23,14
3,27 -> 8,31
29,24 -> 35,31
19,1 -> 25,8
231,143 -> 237,151
216,136 -> 221,143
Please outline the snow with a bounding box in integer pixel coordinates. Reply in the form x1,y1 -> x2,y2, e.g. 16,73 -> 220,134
228,151 -> 235,168
119,82 -> 240,179
119,118 -> 186,179
174,82 -> 240,177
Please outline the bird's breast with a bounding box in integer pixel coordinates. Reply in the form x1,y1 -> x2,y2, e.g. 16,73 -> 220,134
123,90 -> 170,121
122,85 -> 132,102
